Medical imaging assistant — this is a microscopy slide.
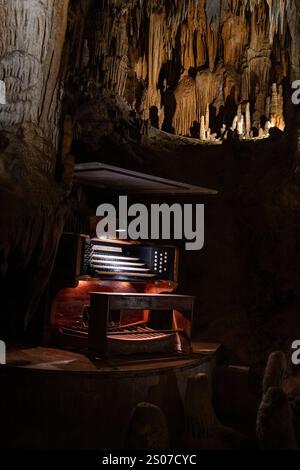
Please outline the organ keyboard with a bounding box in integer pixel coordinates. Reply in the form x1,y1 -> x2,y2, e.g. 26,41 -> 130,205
80,238 -> 176,281
47,233 -> 193,356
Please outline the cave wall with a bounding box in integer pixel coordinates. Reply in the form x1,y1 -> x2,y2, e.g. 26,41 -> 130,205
0,0 -> 72,338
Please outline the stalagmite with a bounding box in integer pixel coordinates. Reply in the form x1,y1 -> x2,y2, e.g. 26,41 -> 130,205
256,387 -> 298,450
245,102 -> 251,138
125,402 -> 170,450
262,351 -> 287,395
268,83 -> 285,131
184,373 -> 248,449
200,115 -> 206,141
231,115 -> 238,132
236,105 -> 245,136
205,104 -> 210,134
265,120 -> 273,134
184,373 -> 219,439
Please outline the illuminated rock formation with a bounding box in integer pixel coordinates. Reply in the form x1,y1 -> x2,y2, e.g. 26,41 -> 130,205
83,0 -> 300,141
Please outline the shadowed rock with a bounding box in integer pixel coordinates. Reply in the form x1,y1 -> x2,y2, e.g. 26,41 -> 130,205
124,402 -> 170,450
184,373 -> 248,449
256,386 -> 298,450
262,351 -> 287,395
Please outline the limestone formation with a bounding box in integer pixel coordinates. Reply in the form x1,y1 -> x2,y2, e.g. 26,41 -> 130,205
256,387 -> 298,450
124,402 -> 170,450
0,0 -> 70,337
82,1 -> 300,141
184,373 -> 247,449
185,373 -> 219,440
262,351 -> 287,395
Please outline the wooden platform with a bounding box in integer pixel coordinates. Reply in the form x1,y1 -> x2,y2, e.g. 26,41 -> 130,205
0,345 -> 218,449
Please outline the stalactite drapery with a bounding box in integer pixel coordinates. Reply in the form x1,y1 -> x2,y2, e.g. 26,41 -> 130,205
83,0 -> 300,140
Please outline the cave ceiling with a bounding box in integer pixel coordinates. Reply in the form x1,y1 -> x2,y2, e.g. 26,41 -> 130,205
66,0 -> 300,143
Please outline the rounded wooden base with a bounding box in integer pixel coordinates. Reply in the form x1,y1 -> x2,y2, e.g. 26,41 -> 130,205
0,347 -> 216,449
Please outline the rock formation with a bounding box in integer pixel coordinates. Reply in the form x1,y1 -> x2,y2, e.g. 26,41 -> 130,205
124,402 -> 170,450
256,386 -> 298,450
0,0 -> 71,339
262,351 -> 287,395
74,0 -> 300,141
184,373 -> 248,449
257,352 -> 298,449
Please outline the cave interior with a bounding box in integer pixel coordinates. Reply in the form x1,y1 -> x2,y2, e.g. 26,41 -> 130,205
0,0 -> 300,451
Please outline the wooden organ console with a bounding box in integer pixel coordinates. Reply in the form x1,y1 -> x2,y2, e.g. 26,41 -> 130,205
47,233 -> 194,356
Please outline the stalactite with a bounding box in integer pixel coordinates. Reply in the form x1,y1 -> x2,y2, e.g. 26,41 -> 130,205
85,0 -> 299,141
286,0 -> 300,79
173,72 -> 197,137
92,3 -> 130,97
267,0 -> 288,43
195,65 -> 224,120
222,10 -> 249,66
206,0 -> 222,29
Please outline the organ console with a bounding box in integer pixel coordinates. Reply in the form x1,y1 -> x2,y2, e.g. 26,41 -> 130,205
47,233 -> 194,356
46,162 -> 217,357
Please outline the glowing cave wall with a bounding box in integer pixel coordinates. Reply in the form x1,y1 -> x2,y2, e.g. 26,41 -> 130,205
84,0 -> 300,141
